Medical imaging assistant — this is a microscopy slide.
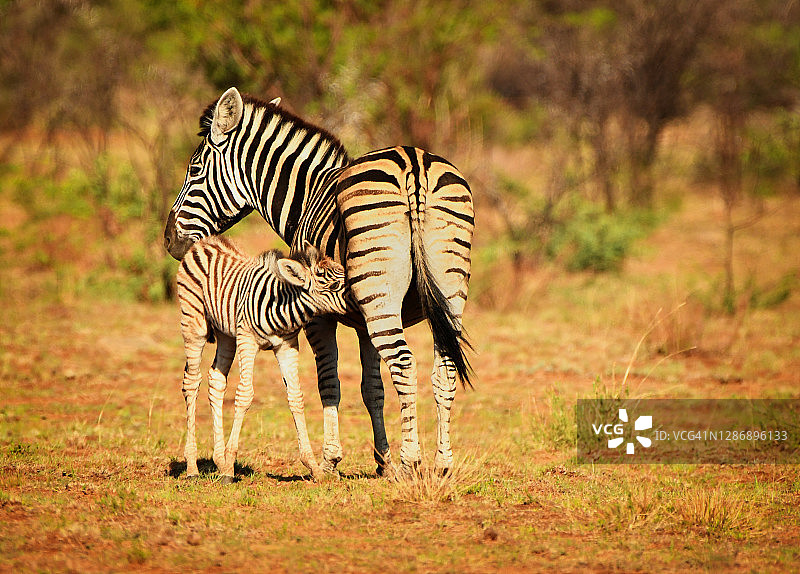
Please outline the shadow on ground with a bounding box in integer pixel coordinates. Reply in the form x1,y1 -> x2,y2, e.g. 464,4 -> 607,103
166,458 -> 255,481
166,459 -> 380,483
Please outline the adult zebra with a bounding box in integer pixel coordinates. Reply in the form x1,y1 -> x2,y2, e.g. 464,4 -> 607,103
164,87 -> 474,476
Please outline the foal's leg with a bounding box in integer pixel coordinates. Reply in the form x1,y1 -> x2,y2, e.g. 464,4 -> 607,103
274,336 -> 323,481
181,334 -> 205,478
207,333 -> 236,478
220,331 -> 258,480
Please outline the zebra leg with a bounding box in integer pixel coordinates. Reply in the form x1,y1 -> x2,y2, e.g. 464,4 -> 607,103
428,279 -> 468,477
428,285 -> 467,477
356,282 -> 420,474
181,336 -> 205,478
369,319 -> 421,476
274,337 -> 323,481
207,333 -> 236,478
222,332 -> 258,480
420,153 -> 473,475
432,350 -> 458,475
357,329 -> 393,477
340,204 -> 419,474
427,262 -> 470,477
304,316 -> 343,473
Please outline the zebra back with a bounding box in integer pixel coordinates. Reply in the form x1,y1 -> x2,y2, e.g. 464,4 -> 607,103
335,146 -> 474,385
176,236 -> 253,341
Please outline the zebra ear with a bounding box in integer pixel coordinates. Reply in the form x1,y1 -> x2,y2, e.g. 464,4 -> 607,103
302,240 -> 320,263
211,87 -> 243,141
269,97 -> 281,106
277,258 -> 310,288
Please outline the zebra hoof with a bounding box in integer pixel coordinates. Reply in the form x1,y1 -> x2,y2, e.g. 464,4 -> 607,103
435,466 -> 451,478
219,475 -> 235,485
376,463 -> 396,480
434,451 -> 453,477
397,461 -> 422,481
374,450 -> 394,479
310,465 -> 326,483
321,466 -> 341,481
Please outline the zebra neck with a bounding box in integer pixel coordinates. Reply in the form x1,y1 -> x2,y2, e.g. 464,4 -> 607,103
256,281 -> 318,335
291,167 -> 348,258
239,106 -> 349,247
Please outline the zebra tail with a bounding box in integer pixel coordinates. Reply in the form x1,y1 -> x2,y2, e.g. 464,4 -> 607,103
410,236 -> 475,389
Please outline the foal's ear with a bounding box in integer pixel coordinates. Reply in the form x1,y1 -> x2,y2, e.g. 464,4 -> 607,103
269,97 -> 281,106
302,240 -> 320,263
276,258 -> 310,288
211,87 -> 243,142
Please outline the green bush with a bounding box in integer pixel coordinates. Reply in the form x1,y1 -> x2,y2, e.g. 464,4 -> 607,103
0,156 -> 176,303
744,110 -> 800,191
748,271 -> 798,309
548,204 -> 656,272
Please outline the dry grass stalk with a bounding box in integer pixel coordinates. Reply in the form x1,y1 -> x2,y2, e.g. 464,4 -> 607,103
391,455 -> 485,504
674,485 -> 747,534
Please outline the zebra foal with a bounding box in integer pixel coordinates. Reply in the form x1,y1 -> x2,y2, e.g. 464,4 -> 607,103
177,236 -> 348,482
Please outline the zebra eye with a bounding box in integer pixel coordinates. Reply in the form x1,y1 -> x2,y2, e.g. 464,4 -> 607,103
189,165 -> 202,177
329,280 -> 343,291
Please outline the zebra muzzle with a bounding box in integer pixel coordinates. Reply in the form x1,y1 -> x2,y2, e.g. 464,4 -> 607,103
164,210 -> 196,260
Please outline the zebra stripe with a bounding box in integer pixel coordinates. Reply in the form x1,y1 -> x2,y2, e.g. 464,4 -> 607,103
176,235 -> 347,482
165,87 -> 473,476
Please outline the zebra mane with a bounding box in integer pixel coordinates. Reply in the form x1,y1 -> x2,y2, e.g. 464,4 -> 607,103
256,248 -> 282,272
257,247 -> 316,271
198,101 -> 216,137
257,247 -> 322,290
197,93 -> 349,161
199,237 -> 316,278
199,235 -> 246,256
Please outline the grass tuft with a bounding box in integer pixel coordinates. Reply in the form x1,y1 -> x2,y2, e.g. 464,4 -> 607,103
629,296 -> 705,358
597,480 -> 665,531
674,485 -> 749,535
391,455 -> 486,504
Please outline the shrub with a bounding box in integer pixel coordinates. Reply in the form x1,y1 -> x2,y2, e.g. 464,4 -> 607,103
547,203 -> 656,272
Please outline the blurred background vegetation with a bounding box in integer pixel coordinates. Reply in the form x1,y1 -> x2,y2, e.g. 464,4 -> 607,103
0,0 -> 798,313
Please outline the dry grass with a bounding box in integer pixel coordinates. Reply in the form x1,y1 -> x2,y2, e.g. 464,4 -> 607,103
628,295 -> 706,358
596,479 -> 666,531
674,485 -> 749,535
0,294 -> 798,571
390,454 -> 485,504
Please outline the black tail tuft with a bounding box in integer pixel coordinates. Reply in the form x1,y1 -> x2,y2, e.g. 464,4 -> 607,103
412,246 -> 474,389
